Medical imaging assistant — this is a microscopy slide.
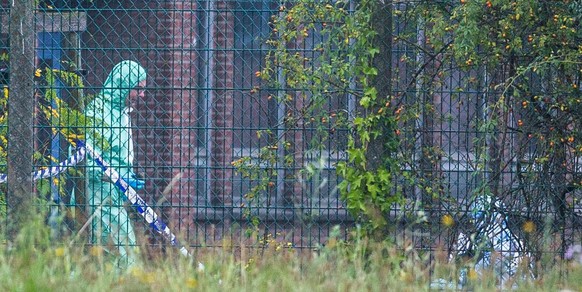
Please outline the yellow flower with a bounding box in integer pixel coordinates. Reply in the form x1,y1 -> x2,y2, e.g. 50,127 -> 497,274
467,268 -> 478,280
523,220 -> 536,233
2,86 -> 7,99
139,272 -> 155,284
326,237 -> 337,249
54,247 -> 65,257
34,68 -> 42,77
441,214 -> 454,227
130,267 -> 143,277
186,278 -> 197,288
399,270 -> 413,283
244,258 -> 255,270
89,246 -> 103,257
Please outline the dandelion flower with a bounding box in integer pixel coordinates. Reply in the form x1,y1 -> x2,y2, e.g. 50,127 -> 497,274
186,278 -> 197,288
89,246 -> 103,257
140,272 -> 155,284
54,247 -> 65,257
441,214 -> 454,227
467,268 -> 478,281
326,238 -> 337,249
130,267 -> 144,278
523,220 -> 536,233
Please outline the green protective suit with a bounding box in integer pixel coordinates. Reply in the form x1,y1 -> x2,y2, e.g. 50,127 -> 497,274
85,60 -> 146,268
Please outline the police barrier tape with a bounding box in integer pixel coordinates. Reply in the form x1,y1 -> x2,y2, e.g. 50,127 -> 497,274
0,141 -> 190,258
2,142 -> 528,275
78,140 -> 190,257
0,146 -> 86,184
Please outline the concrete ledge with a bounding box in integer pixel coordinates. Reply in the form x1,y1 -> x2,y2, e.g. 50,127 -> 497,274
193,206 -> 355,223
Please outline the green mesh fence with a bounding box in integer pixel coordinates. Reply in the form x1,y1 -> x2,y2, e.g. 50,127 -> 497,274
0,0 -> 580,268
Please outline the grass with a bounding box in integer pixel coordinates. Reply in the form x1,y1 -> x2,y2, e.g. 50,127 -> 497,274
0,217 -> 580,292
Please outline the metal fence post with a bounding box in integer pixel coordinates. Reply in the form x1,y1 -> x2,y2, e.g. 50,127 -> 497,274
7,0 -> 35,239
366,1 -> 392,170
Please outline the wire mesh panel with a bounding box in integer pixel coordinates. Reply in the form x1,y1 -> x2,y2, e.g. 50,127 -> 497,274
0,1 -> 580,274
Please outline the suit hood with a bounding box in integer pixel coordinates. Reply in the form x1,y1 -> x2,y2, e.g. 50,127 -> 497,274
99,60 -> 147,110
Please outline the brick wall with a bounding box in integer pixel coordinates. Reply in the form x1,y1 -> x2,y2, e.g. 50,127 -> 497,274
82,1 -> 198,238
83,1 -> 238,240
209,0 -> 234,206
82,1 -> 174,199
2,1 -> 330,246
162,0 -> 202,238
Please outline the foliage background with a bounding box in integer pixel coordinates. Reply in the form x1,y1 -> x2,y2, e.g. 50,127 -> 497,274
0,1 -> 581,283
245,0 -> 582,263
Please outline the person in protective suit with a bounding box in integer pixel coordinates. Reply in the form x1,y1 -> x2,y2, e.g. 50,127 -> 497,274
85,60 -> 147,268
